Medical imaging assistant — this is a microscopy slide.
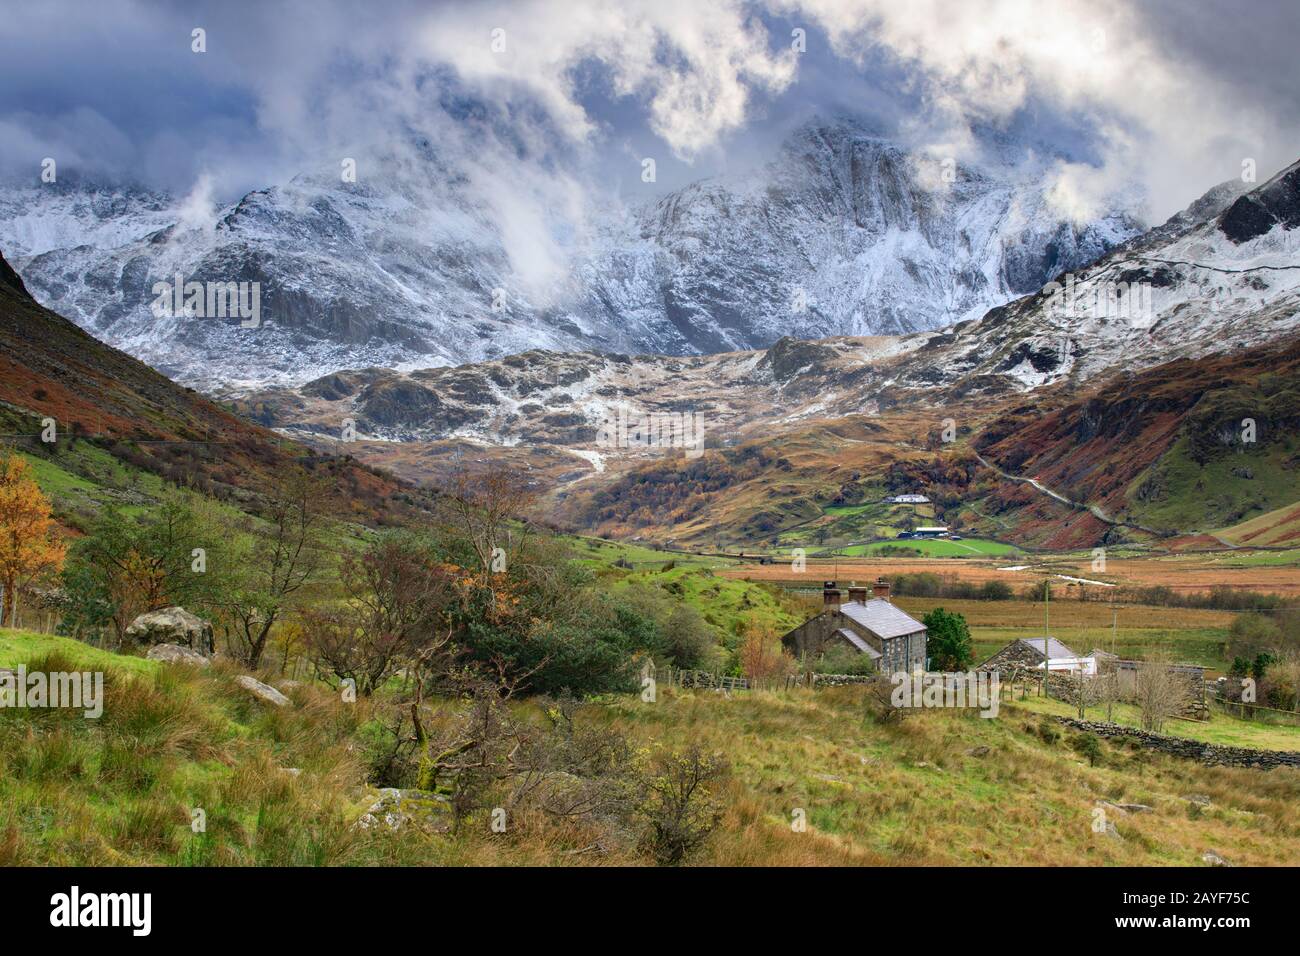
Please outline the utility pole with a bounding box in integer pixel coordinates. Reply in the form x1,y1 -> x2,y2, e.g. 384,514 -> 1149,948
1042,580 -> 1051,697
1108,603 -> 1118,721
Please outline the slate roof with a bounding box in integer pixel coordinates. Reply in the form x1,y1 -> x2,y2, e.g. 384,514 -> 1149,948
836,628 -> 881,658
839,599 -> 925,640
1016,637 -> 1078,660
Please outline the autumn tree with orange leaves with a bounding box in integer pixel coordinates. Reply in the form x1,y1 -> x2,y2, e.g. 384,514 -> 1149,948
0,452 -> 65,627
739,623 -> 797,690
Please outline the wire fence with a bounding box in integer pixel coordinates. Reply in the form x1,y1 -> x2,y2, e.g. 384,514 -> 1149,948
1211,697 -> 1300,727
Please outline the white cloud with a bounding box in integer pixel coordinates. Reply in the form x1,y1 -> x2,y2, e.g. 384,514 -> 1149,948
173,172 -> 218,232
416,0 -> 798,160
4,0 -> 1298,242
776,0 -> 1299,220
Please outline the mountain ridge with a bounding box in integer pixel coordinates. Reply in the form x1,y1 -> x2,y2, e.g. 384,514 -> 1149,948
1,119 -> 1142,388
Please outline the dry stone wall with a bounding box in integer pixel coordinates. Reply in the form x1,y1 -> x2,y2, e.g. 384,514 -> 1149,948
1055,717 -> 1300,770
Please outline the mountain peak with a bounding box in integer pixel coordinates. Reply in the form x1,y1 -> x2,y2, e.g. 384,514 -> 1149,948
1218,157 -> 1300,243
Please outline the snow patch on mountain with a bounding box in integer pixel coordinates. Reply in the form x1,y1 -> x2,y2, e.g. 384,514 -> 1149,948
0,121 -> 1142,390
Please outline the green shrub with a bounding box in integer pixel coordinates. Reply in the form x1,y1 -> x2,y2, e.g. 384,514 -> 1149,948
1071,733 -> 1103,766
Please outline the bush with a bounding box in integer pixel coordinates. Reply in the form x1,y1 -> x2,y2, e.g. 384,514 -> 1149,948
1230,614 -> 1282,660
656,605 -> 716,670
737,626 -> 797,689
467,619 -> 638,697
1071,733 -> 1103,766
1253,652 -> 1277,681
811,645 -> 878,676
638,745 -> 728,866
979,580 -> 1013,601
886,573 -> 1013,602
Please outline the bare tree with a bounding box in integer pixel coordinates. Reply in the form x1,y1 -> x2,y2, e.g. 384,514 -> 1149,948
1097,660 -> 1119,723
1066,663 -> 1100,719
1134,650 -> 1190,732
304,535 -> 458,695
738,624 -> 796,690
410,664 -> 547,829
638,745 -> 729,866
439,464 -> 538,586
864,676 -> 908,724
224,472 -> 324,666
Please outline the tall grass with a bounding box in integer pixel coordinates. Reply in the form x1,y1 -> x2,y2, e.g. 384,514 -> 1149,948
3,637 -> 1300,865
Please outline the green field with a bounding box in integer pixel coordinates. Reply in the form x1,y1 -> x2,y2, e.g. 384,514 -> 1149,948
1010,693 -> 1300,752
1216,548 -> 1300,567
832,537 -> 1020,557
885,596 -> 1235,672
820,503 -> 877,516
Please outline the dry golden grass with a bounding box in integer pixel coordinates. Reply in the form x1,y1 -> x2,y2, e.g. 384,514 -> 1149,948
886,596 -> 1234,630
724,552 -> 1300,596
590,686 -> 1300,866
5,635 -> 1298,866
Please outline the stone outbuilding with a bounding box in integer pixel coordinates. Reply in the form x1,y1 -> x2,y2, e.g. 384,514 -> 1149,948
977,637 -> 1081,673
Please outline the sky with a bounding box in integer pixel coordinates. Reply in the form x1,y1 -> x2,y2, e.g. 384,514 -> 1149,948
1,0 -> 1298,229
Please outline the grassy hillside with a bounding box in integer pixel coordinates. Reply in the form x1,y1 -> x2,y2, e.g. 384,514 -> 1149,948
976,339 -> 1300,543
563,536 -> 813,660
554,339 -> 1300,555
12,440 -> 374,562
1127,431 -> 1300,533
1218,501 -> 1300,548
4,631 -> 1299,867
0,250 -> 433,533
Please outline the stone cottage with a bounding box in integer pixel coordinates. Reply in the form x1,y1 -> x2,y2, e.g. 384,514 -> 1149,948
781,579 -> 927,674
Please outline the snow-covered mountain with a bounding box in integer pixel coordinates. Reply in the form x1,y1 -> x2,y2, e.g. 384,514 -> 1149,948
0,121 -> 1140,389
223,156 -> 1300,488
899,158 -> 1300,392
578,123 -> 1139,354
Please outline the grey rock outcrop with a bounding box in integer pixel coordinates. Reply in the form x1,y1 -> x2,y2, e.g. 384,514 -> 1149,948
125,606 -> 214,654
355,788 -> 452,832
146,643 -> 211,667
235,675 -> 291,707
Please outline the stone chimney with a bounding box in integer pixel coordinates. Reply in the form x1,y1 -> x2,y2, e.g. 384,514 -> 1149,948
823,584 -> 842,608
872,577 -> 891,601
847,583 -> 868,604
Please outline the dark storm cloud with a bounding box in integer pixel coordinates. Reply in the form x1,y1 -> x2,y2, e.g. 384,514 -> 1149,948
0,0 -> 1296,220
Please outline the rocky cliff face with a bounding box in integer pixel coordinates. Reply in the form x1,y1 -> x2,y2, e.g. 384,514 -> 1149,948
219,159 -> 1300,504
583,123 -> 1137,353
0,121 -> 1139,389
891,158 -> 1300,393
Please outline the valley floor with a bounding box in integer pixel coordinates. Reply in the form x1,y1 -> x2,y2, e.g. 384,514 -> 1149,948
723,552 -> 1300,598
